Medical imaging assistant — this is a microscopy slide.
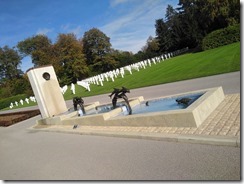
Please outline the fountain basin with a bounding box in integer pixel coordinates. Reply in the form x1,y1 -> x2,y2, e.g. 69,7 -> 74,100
36,87 -> 224,128
105,87 -> 224,127
60,97 -> 144,125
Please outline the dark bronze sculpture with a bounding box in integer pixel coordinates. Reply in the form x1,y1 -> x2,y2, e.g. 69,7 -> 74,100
176,98 -> 191,106
145,101 -> 149,106
73,125 -> 78,129
73,97 -> 85,115
109,87 -> 132,115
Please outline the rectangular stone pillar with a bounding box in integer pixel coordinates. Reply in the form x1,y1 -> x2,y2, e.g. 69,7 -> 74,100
27,65 -> 68,118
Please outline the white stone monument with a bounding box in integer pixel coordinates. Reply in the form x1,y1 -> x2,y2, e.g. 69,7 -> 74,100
71,83 -> 75,94
27,65 -> 68,118
20,99 -> 24,105
25,98 -> 29,104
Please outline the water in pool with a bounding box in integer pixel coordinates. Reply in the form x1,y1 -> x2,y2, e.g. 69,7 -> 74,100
128,93 -> 204,115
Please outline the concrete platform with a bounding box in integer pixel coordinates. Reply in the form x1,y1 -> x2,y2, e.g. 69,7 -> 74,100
33,87 -> 225,128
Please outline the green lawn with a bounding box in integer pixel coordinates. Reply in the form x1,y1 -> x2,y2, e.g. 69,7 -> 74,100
63,42 -> 240,100
1,101 -> 38,111
1,42 -> 240,111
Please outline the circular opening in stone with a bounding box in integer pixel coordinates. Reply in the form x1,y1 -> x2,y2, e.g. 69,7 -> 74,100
43,72 -> 50,80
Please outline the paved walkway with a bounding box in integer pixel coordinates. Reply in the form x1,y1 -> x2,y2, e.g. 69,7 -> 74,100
31,93 -> 240,147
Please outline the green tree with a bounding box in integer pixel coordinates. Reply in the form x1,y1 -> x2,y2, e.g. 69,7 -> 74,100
227,0 -> 240,25
156,5 -> 184,52
83,28 -> 112,65
17,34 -> 52,66
110,50 -> 135,67
8,77 -> 31,96
0,46 -> 30,98
195,0 -> 239,33
178,0 -> 240,47
155,18 -> 172,52
134,51 -> 147,62
155,0 -> 240,52
177,1 -> 203,48
0,46 -> 22,81
54,33 -> 89,85
82,28 -> 117,73
141,36 -> 159,58
92,55 -> 118,73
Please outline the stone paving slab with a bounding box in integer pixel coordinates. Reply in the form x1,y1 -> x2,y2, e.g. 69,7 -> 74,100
29,94 -> 240,147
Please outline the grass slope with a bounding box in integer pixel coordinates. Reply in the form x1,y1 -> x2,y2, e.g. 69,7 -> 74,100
64,42 -> 240,100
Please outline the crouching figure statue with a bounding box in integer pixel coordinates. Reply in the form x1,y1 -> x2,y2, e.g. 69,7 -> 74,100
73,96 -> 86,115
109,87 -> 132,115
176,98 -> 191,106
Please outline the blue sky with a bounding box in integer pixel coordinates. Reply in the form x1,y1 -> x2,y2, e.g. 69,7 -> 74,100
0,0 -> 179,72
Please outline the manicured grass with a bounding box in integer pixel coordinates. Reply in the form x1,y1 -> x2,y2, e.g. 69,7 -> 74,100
0,101 -> 37,111
63,42 -> 240,100
1,42 -> 240,111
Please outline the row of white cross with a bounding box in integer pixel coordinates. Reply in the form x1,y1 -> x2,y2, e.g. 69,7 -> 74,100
60,48 -> 189,95
60,83 -> 78,95
9,96 -> 36,109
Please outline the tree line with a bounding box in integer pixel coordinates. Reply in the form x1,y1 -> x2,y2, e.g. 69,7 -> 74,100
0,0 -> 240,99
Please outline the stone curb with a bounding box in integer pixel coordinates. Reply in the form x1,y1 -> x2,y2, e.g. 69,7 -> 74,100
28,126 -> 240,147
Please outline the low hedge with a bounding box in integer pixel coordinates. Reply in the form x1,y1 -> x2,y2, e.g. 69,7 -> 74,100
202,24 -> 240,50
0,94 -> 28,110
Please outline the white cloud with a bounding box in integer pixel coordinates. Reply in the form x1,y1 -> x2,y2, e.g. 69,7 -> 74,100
61,24 -> 70,31
112,36 -> 146,53
36,28 -> 53,35
61,24 -> 82,37
69,26 -> 82,37
110,0 -> 131,7
101,0 -> 171,53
